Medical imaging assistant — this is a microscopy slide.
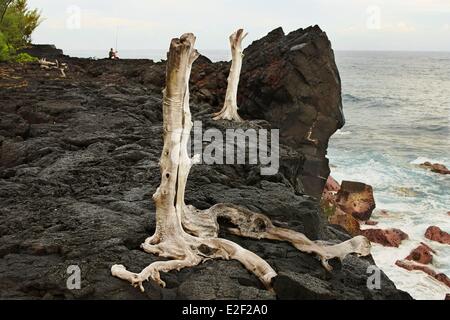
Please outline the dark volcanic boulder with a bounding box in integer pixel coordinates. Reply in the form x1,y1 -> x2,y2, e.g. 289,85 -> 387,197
239,26 -> 344,197
419,162 -> 450,175
19,44 -> 65,59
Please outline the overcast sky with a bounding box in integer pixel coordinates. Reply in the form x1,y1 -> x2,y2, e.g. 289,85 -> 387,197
28,0 -> 450,52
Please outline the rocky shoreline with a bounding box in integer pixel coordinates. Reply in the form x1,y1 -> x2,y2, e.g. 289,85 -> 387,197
0,27 -> 410,299
321,175 -> 450,296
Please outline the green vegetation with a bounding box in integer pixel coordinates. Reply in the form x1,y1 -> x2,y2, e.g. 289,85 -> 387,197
13,51 -> 37,62
0,29 -> 13,60
320,199 -> 336,219
0,0 -> 42,62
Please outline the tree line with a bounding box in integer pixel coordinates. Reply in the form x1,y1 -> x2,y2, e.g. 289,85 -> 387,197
0,0 -> 42,62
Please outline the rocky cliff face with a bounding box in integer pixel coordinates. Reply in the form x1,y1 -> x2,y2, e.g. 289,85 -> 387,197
0,27 -> 409,299
240,26 -> 344,197
19,44 -> 64,59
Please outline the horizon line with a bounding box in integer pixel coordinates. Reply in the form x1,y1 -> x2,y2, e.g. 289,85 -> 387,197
56,47 -> 450,54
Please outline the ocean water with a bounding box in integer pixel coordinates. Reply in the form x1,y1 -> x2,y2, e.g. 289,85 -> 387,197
330,51 -> 450,300
68,49 -> 449,299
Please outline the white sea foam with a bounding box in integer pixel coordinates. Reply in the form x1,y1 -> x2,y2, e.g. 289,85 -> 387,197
370,242 -> 450,300
330,150 -> 450,300
334,130 -> 352,136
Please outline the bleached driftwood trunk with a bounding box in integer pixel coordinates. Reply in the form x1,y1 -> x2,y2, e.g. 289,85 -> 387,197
111,33 -> 372,292
111,33 -> 276,291
213,29 -> 247,122
39,58 -> 68,77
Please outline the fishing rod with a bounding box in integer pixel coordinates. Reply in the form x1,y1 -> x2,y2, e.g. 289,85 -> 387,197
115,25 -> 119,53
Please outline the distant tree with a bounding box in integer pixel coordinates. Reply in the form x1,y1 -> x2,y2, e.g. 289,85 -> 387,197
0,1 -> 13,22
0,0 -> 42,49
0,29 -> 12,60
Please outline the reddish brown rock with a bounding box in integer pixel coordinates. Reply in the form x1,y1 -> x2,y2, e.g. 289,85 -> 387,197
419,242 -> 437,253
361,228 -> 408,247
336,181 -> 375,221
425,226 -> 450,245
321,190 -> 336,204
445,293 -> 450,300
420,162 -> 450,175
395,259 -> 431,273
435,274 -> 450,288
329,208 -> 361,236
405,244 -> 435,264
395,260 -> 450,288
321,176 -> 340,205
365,220 -> 378,226
324,175 -> 340,192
